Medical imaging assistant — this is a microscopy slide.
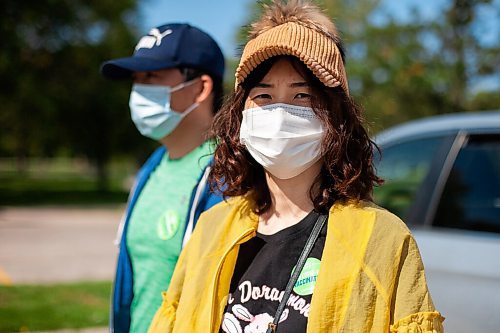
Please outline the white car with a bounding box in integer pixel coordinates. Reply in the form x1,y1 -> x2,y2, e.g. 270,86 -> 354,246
373,110 -> 500,333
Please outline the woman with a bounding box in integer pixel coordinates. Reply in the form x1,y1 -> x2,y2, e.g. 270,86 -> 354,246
148,1 -> 444,332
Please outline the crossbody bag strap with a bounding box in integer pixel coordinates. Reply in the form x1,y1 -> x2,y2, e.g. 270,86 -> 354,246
266,213 -> 328,333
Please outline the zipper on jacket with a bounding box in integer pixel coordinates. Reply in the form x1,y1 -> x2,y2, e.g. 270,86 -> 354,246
209,228 -> 256,332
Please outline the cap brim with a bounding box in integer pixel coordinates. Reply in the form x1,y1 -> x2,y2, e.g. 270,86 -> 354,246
100,56 -> 178,79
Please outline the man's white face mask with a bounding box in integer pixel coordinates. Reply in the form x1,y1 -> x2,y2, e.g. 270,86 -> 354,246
239,103 -> 324,179
129,79 -> 199,140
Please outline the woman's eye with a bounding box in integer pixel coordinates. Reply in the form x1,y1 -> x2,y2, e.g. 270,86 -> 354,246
253,94 -> 272,100
295,93 -> 312,99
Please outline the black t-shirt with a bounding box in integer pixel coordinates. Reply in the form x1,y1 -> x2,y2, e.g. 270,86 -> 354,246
220,210 -> 327,333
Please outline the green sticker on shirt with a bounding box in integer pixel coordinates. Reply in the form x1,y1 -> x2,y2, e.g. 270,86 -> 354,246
156,210 -> 180,240
293,257 -> 321,296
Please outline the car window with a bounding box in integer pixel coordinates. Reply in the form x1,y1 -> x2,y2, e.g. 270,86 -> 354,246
374,137 -> 444,219
433,134 -> 500,233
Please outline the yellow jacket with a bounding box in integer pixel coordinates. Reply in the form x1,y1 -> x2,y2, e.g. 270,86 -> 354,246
148,197 -> 444,332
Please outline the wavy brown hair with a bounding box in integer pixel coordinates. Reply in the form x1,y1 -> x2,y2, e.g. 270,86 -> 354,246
209,56 -> 382,214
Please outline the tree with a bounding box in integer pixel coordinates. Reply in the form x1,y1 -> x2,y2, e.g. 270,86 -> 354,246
438,0 -> 499,109
0,0 -> 154,189
324,0 -> 499,129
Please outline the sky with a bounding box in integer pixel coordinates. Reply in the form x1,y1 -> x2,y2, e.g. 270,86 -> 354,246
138,0 -> 250,58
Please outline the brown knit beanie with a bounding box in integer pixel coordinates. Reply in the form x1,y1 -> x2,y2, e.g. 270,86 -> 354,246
235,0 -> 349,94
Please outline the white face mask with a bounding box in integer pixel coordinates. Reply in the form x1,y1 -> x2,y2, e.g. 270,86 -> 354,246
239,103 -> 324,179
129,79 -> 199,140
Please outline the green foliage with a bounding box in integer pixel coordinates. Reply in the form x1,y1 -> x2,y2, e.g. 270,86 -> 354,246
0,173 -> 128,206
325,0 -> 500,130
0,157 -> 135,205
467,90 -> 500,111
0,281 -> 111,332
0,0 -> 156,189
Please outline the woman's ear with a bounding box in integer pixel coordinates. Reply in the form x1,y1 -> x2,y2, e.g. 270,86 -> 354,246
195,74 -> 214,104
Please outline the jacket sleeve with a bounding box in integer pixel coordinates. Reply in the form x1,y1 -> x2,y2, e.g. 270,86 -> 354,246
389,236 -> 445,333
147,238 -> 189,333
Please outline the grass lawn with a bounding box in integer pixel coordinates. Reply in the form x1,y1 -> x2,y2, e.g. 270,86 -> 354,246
0,157 -> 135,206
0,175 -> 129,206
0,281 -> 111,332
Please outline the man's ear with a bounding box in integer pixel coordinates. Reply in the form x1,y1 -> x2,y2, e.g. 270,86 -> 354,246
195,74 -> 213,104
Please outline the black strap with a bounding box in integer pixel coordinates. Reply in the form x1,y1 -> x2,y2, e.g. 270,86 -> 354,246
266,213 -> 328,333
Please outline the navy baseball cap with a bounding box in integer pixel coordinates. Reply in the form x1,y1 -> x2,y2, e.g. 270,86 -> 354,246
100,23 -> 225,80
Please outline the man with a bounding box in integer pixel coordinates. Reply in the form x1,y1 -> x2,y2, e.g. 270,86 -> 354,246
100,23 -> 225,332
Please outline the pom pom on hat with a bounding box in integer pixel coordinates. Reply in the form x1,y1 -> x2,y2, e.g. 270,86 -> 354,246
235,0 -> 349,94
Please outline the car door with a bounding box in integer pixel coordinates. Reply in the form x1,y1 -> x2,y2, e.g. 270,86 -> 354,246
412,133 -> 500,333
375,132 -> 500,333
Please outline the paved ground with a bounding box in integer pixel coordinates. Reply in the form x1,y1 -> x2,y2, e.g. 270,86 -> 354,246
0,206 -> 124,285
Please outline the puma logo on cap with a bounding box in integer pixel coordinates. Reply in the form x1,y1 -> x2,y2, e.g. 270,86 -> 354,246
135,28 -> 173,50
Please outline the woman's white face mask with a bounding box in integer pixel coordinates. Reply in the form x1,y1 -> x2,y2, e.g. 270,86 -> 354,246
239,103 -> 324,179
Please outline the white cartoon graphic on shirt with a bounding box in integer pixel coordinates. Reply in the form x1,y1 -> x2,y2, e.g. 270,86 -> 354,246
221,312 -> 242,333
221,304 -> 288,333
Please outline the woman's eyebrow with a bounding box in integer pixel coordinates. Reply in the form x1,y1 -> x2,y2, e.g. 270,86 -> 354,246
289,81 -> 309,88
255,81 -> 309,88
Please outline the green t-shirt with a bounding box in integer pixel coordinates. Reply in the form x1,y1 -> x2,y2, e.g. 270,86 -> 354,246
127,141 -> 211,332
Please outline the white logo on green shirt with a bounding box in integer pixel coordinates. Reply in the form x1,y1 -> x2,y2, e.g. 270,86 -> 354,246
156,210 -> 180,240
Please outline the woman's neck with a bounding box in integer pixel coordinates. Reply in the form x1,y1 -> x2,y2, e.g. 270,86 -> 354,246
258,160 -> 322,235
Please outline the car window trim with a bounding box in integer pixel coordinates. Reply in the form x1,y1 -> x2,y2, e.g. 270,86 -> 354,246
423,130 -> 469,227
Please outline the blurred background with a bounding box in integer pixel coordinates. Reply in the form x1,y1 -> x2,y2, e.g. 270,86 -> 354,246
0,0 -> 498,332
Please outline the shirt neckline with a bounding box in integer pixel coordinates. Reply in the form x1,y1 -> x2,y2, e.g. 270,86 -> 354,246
256,210 -> 319,244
